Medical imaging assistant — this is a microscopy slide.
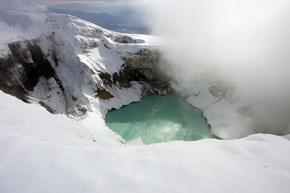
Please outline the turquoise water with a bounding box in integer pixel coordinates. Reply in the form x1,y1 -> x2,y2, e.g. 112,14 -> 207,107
105,95 -> 212,144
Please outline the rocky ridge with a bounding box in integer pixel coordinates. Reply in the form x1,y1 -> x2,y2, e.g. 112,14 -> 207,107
0,13 -> 171,118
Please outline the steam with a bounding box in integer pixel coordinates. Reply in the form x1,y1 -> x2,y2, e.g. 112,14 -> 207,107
152,0 -> 290,137
0,0 -> 48,43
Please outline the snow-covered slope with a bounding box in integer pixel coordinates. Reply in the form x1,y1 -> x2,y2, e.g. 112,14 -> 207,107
0,12 -> 155,114
0,91 -> 123,147
0,8 -> 180,145
1,121 -> 290,193
0,11 -> 165,146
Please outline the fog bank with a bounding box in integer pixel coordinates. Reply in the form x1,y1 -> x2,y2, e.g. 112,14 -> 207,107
152,0 -> 290,137
0,0 -> 48,43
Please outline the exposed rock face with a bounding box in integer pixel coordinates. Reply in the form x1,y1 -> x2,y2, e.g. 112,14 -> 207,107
94,87 -> 114,100
117,49 -> 172,95
94,49 -> 172,98
94,48 -> 173,101
114,36 -> 136,44
0,39 -> 67,113
0,40 -> 62,103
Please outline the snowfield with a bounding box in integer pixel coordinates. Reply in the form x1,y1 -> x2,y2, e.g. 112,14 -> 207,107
1,91 -> 290,193
0,91 -> 123,147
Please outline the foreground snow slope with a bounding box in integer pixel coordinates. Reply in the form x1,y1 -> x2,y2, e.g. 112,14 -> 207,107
0,91 -> 124,147
0,132 -> 289,193
1,91 -> 290,193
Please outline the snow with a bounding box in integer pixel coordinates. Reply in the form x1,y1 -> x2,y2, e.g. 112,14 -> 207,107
33,13 -> 161,118
0,91 -> 122,147
0,130 -> 290,193
173,80 -> 260,139
80,112 -> 125,146
98,81 -> 144,116
127,136 -> 145,146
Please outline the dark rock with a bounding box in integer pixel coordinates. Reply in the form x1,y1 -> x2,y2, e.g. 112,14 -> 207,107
114,36 -> 136,44
95,87 -> 114,100
98,72 -> 112,86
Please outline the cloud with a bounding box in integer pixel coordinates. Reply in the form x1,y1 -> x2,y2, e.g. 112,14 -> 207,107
0,0 -> 48,43
0,0 -> 48,11
24,0 -> 152,4
152,0 -> 290,136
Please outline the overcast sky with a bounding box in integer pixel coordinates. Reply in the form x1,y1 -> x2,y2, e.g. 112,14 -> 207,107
25,0 -> 152,5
